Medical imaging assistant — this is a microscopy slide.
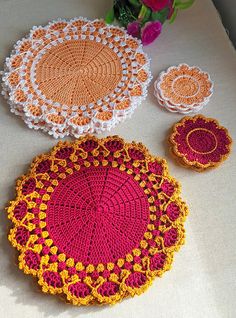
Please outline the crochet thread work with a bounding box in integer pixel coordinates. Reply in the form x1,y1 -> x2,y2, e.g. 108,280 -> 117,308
154,64 -> 213,114
2,18 -> 151,138
7,136 -> 188,305
169,115 -> 232,171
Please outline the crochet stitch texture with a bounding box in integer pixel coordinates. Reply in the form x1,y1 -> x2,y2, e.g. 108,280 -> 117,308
7,136 -> 188,305
169,115 -> 232,171
154,64 -> 213,114
2,18 -> 151,138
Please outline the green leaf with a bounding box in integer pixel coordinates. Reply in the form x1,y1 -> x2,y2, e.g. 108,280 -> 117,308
138,5 -> 151,24
169,0 -> 194,24
169,8 -> 178,24
175,0 -> 195,10
128,0 -> 141,8
142,7 -> 151,23
151,8 -> 169,24
105,7 -> 115,24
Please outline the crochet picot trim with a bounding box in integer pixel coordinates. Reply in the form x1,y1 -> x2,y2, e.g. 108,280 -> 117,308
154,64 -> 213,114
2,18 -> 151,138
7,136 -> 188,305
169,115 -> 232,171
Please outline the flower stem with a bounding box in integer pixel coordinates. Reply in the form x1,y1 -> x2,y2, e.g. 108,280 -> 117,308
138,4 -> 148,21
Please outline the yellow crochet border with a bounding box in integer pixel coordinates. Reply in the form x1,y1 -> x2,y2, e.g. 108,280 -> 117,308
169,115 -> 232,172
7,135 -> 189,305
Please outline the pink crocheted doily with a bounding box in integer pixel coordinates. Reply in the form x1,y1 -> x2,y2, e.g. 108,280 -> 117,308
2,18 -> 151,138
8,136 -> 188,305
169,115 -> 232,171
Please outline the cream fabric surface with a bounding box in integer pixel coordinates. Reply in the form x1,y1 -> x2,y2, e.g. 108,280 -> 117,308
0,1 -> 235,317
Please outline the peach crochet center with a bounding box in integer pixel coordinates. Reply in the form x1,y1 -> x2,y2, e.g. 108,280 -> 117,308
35,40 -> 122,106
171,76 -> 199,98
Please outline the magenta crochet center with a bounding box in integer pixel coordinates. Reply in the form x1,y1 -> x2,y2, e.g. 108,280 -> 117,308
46,166 -> 150,265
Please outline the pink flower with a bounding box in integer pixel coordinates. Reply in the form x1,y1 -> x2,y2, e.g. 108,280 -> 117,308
142,0 -> 169,12
141,21 -> 162,45
127,21 -> 140,38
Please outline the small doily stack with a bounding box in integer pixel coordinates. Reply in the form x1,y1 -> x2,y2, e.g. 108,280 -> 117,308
169,115 -> 232,171
2,18 -> 151,138
154,64 -> 213,114
7,135 -> 188,305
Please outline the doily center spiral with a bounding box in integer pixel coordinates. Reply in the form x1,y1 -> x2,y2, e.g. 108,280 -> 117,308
187,128 -> 217,154
34,40 -> 123,106
46,166 -> 150,265
173,76 -> 199,98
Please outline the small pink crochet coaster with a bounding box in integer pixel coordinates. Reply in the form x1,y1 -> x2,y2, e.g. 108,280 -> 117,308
169,115 -> 232,171
7,135 -> 188,305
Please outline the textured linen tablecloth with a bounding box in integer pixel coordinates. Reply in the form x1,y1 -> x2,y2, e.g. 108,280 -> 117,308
0,1 -> 235,317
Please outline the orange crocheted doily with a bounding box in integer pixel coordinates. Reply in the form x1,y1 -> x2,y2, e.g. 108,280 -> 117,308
2,18 -> 151,138
154,64 -> 213,114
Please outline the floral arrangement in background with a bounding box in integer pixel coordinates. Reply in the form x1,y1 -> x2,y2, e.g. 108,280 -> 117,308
105,0 -> 194,45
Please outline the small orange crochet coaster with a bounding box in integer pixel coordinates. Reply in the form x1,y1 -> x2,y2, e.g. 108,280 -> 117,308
7,135 -> 188,305
169,115 -> 232,171
154,64 -> 213,114
2,18 -> 151,138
